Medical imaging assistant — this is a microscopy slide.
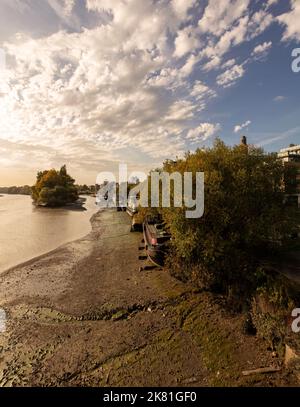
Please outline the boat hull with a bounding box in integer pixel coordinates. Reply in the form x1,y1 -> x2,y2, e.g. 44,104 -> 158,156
142,222 -> 168,267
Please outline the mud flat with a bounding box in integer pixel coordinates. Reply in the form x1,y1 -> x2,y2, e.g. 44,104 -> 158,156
0,210 -> 297,387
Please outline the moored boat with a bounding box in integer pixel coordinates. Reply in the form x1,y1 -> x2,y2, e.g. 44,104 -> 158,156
142,215 -> 171,267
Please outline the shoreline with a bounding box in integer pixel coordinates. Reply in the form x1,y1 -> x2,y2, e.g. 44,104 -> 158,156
0,209 -> 297,387
0,195 -> 99,275
0,210 -> 100,278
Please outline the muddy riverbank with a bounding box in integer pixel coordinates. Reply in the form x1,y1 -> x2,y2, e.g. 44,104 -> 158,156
0,210 -> 297,386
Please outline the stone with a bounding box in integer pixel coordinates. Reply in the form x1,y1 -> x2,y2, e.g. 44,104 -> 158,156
284,344 -> 300,367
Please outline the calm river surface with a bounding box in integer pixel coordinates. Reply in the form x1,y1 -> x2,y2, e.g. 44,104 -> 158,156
0,194 -> 98,273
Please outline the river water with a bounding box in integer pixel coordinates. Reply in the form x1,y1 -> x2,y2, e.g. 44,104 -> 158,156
0,194 -> 98,273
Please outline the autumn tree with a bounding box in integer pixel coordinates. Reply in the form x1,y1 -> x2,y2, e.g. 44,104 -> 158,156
32,165 -> 78,207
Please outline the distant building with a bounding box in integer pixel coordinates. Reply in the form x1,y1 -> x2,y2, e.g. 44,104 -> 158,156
240,135 -> 248,146
278,144 -> 300,207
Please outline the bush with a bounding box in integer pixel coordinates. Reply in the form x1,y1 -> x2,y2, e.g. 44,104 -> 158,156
161,139 -> 297,300
250,271 -> 300,351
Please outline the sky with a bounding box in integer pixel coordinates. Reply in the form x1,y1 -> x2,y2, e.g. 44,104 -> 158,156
0,0 -> 300,186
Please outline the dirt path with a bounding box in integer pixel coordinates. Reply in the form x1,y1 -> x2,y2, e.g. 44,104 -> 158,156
0,210 -> 297,387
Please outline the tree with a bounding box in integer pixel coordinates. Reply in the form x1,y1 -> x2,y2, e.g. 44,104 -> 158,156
0,185 -> 31,195
161,139 -> 297,298
32,165 -> 78,207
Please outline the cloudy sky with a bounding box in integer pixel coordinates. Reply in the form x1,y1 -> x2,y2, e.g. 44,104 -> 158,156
0,0 -> 300,185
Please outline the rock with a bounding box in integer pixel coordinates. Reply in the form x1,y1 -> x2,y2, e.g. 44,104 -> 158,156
181,377 -> 198,384
284,344 -> 300,367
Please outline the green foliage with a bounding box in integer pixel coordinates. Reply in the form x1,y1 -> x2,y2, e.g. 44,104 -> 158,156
32,165 -> 78,207
249,271 -> 300,351
161,139 -> 297,296
76,184 -> 97,195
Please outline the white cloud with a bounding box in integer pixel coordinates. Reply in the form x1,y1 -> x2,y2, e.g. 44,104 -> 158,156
165,100 -> 195,122
251,41 -> 272,60
234,120 -> 251,133
202,55 -> 222,71
200,15 -> 250,65
0,40 -> 202,173
198,0 -> 250,37
273,95 -> 286,102
180,53 -> 200,77
171,0 -> 196,20
187,123 -> 221,143
1,0 -> 199,174
277,0 -> 300,42
190,80 -> 216,101
247,10 -> 274,40
199,7 -> 274,74
174,26 -> 201,58
217,64 -> 246,88
48,0 -> 75,18
45,0 -> 81,31
252,41 -> 272,55
223,58 -> 236,68
0,0 -> 288,182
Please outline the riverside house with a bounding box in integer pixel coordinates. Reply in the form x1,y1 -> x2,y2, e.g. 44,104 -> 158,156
278,144 -> 300,208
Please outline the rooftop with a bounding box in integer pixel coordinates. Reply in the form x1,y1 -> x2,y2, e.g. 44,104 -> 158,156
278,145 -> 300,160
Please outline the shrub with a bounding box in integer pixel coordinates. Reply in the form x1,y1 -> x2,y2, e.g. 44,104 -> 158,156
161,139 -> 297,300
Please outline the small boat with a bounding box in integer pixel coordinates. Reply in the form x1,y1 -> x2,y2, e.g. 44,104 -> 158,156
126,196 -> 138,217
143,215 -> 171,267
124,196 -> 141,231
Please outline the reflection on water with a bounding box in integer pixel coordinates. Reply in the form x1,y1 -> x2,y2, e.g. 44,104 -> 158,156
0,194 -> 98,273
